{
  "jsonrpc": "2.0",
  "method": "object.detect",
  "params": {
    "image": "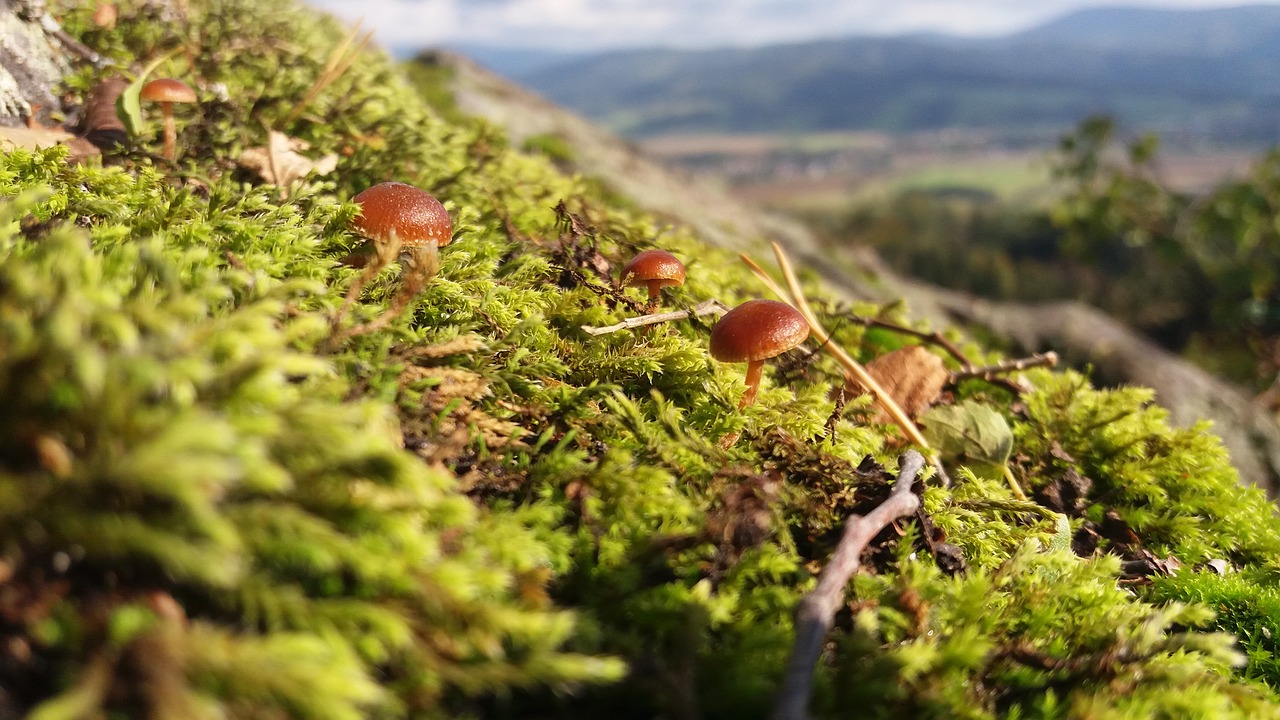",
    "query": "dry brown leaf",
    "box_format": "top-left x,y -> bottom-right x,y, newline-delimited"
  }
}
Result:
64,137 -> 103,165
93,3 -> 119,28
399,366 -> 490,398
0,126 -> 75,151
79,77 -> 128,149
238,130 -> 338,188
858,346 -> 948,421
399,335 -> 488,361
